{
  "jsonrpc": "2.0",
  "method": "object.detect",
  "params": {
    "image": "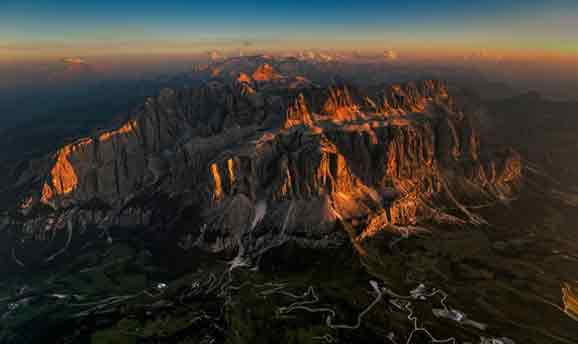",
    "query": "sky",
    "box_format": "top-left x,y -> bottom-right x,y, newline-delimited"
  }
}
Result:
0,0 -> 577,61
